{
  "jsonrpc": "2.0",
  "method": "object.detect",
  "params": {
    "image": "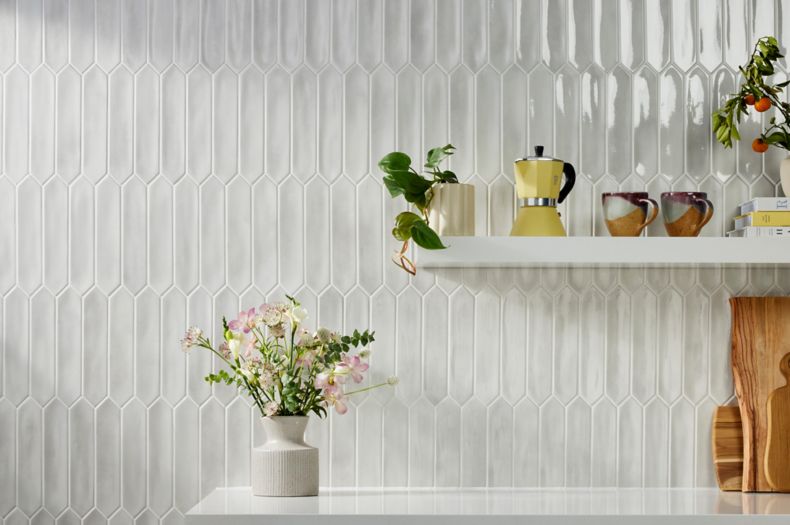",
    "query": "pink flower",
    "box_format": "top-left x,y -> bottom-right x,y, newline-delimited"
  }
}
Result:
228,308 -> 256,333
264,401 -> 279,417
219,341 -> 231,359
341,355 -> 369,384
314,371 -> 337,393
324,389 -> 348,415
